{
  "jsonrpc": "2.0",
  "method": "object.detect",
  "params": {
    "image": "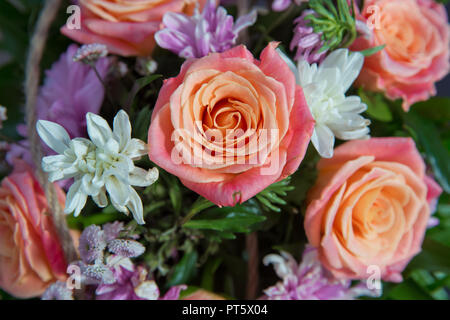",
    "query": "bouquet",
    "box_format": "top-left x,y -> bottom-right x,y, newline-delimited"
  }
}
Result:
0,0 -> 449,302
